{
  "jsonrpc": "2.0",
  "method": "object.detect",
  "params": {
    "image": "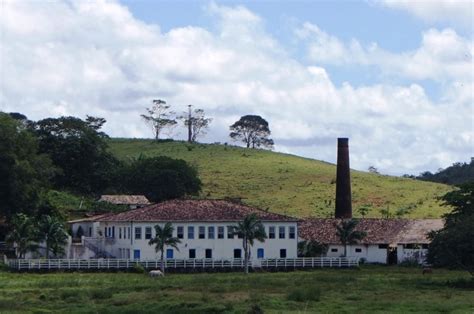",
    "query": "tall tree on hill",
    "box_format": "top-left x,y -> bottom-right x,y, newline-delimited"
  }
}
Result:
428,183 -> 474,276
231,213 -> 267,274
335,219 -> 366,257
0,113 -> 56,222
229,115 -> 274,149
178,105 -> 212,143
33,116 -> 119,195
149,222 -> 181,275
141,99 -> 177,140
